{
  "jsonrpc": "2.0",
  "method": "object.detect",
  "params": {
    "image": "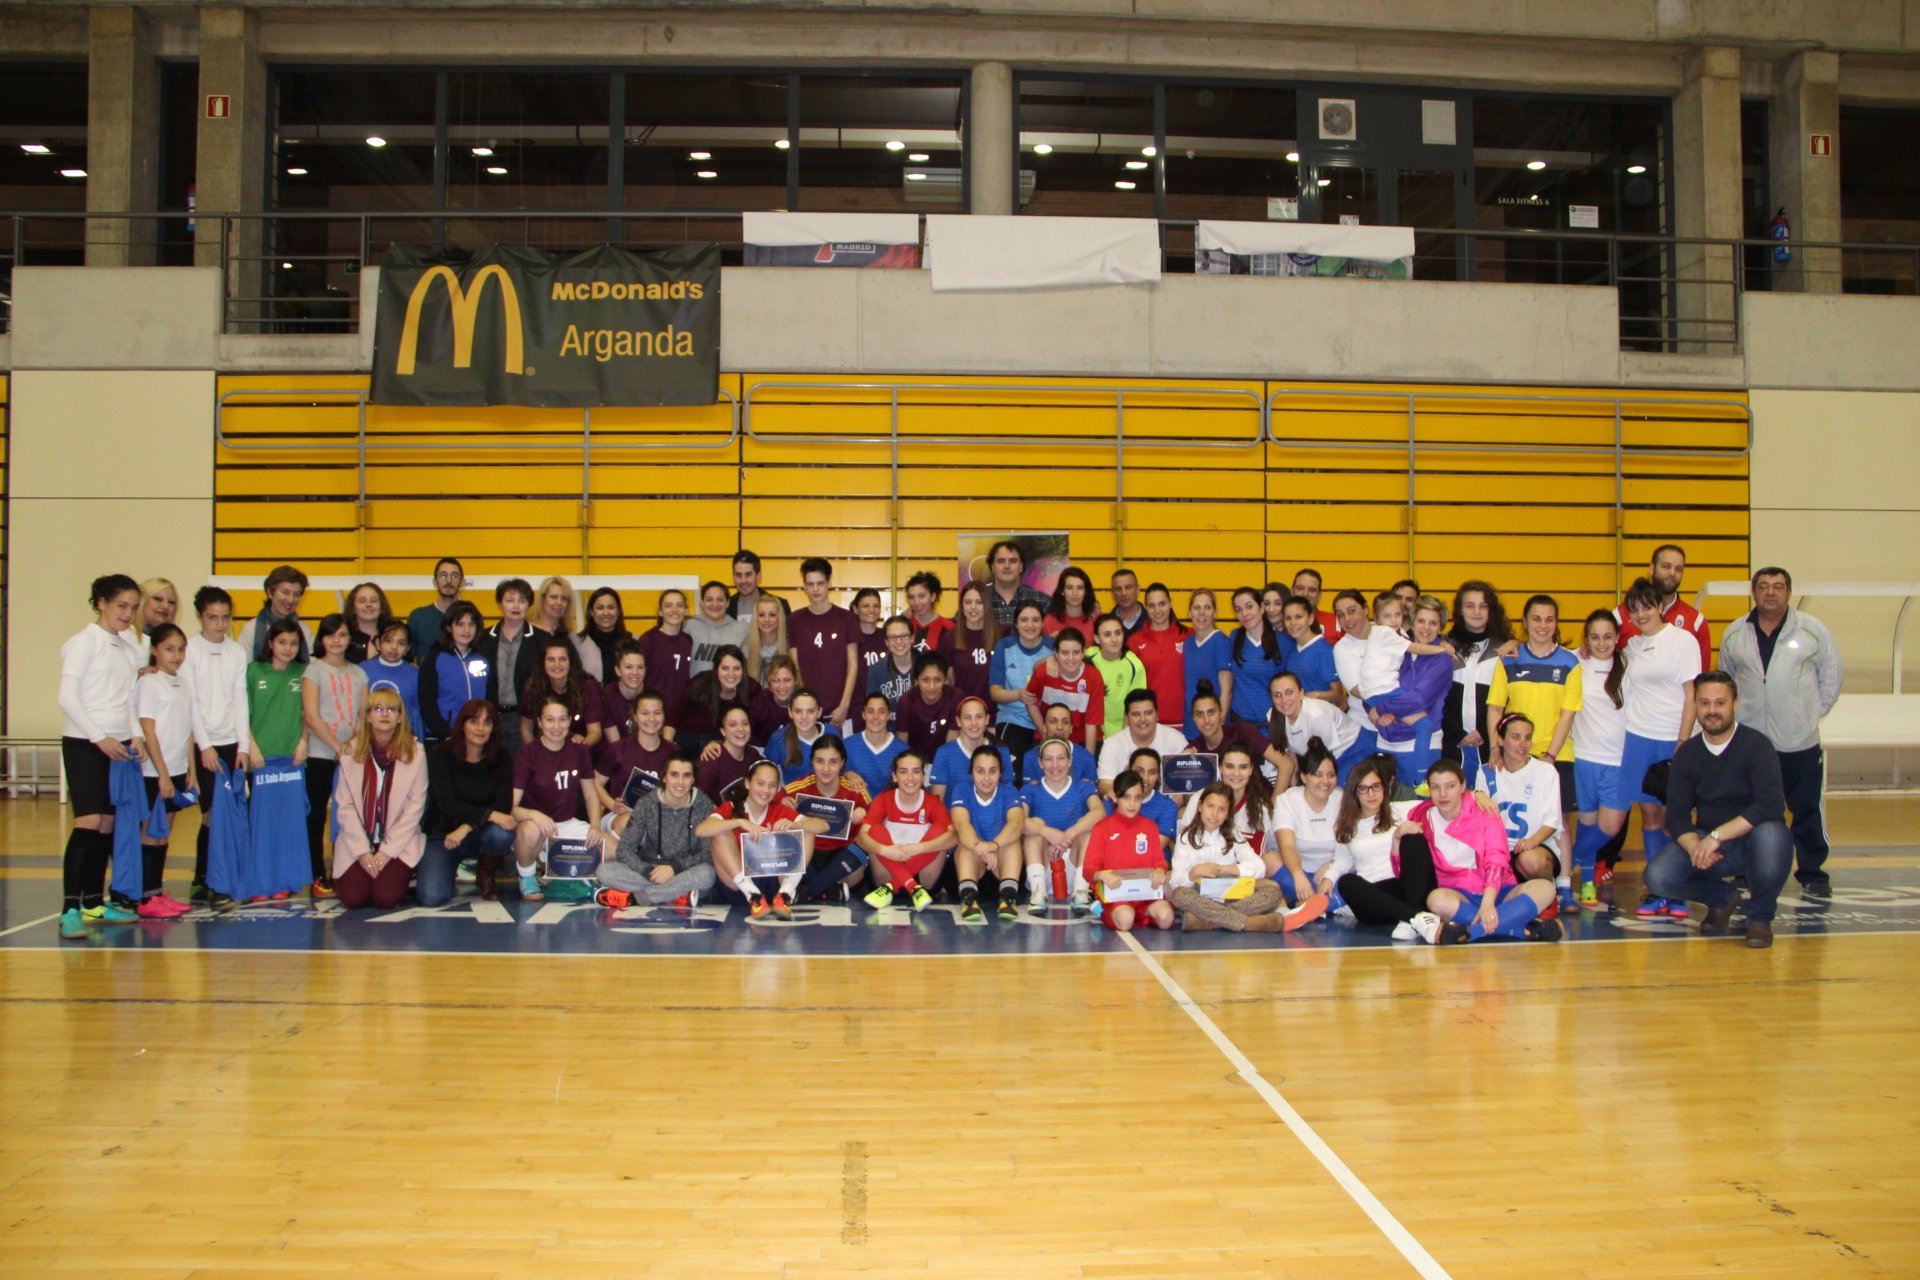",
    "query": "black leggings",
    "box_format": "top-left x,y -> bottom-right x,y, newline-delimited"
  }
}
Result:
305,759 -> 336,883
193,742 -> 240,885
996,725 -> 1036,784
1336,834 -> 1439,925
